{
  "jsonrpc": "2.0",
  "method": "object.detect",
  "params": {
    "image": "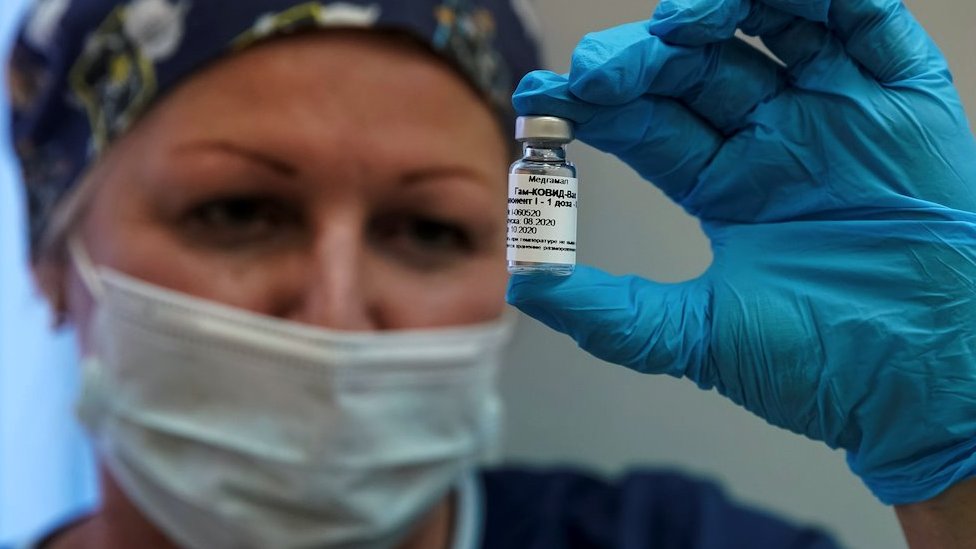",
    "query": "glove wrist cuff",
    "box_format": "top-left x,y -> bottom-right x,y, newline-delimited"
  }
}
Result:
849,438 -> 976,505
